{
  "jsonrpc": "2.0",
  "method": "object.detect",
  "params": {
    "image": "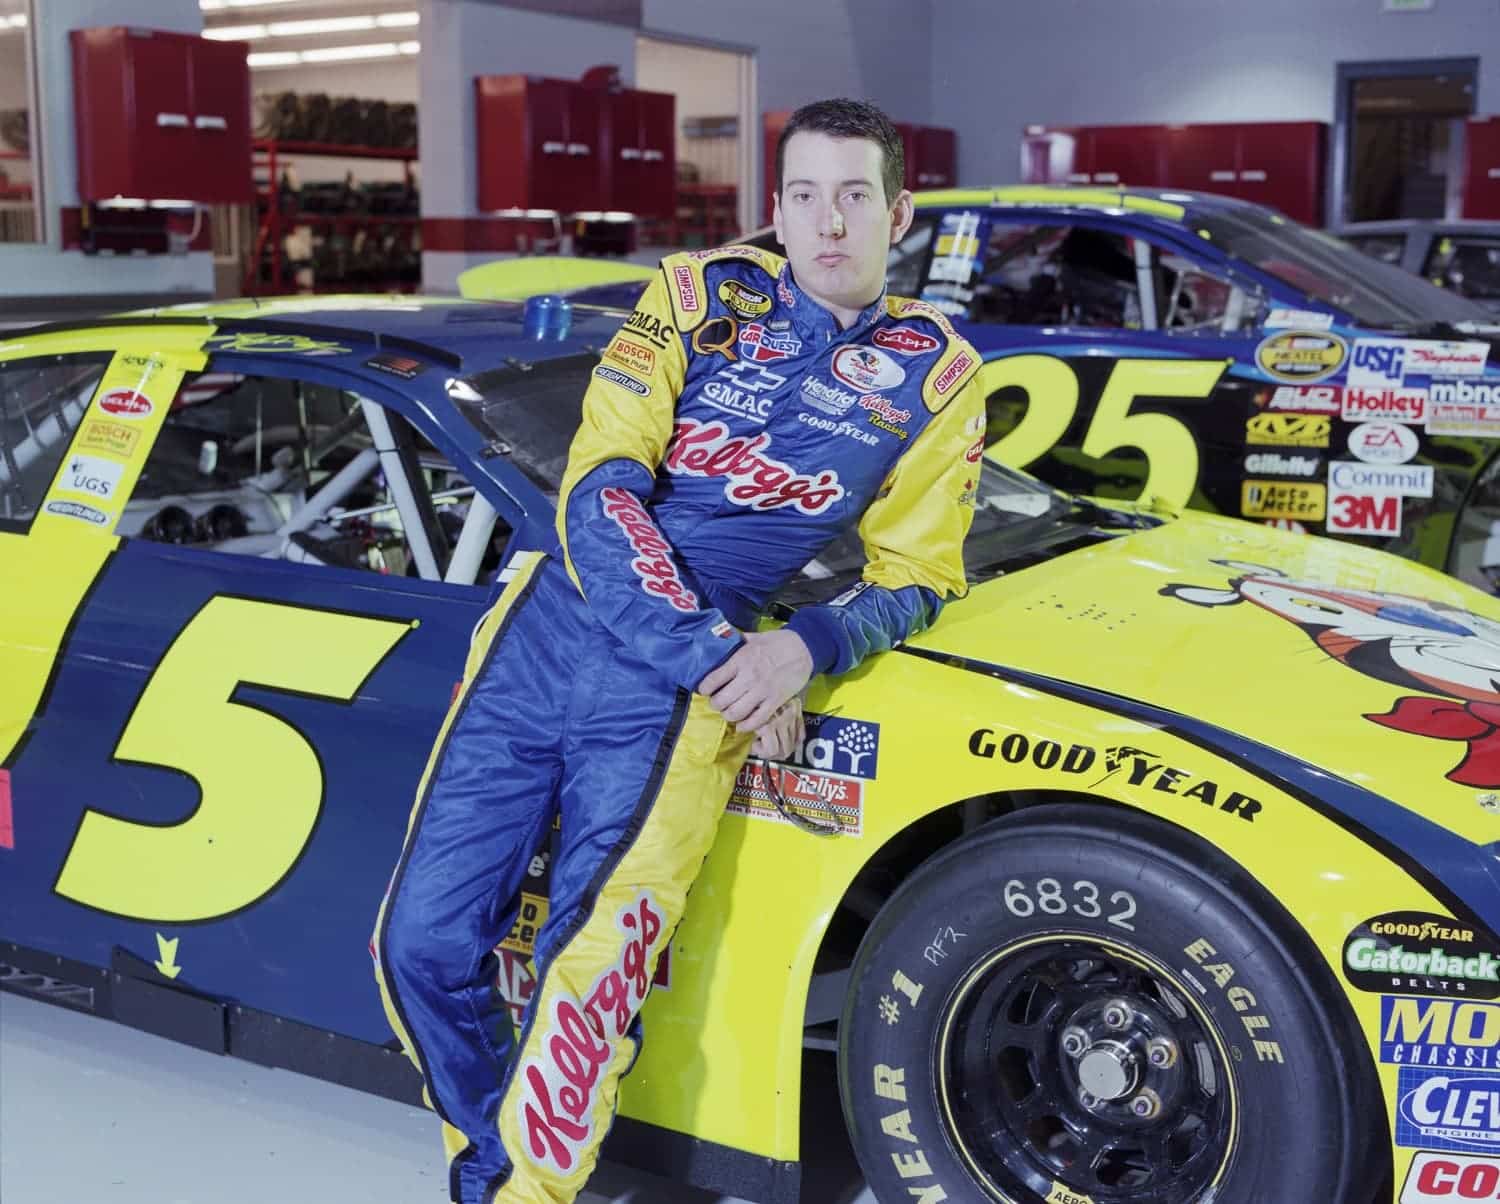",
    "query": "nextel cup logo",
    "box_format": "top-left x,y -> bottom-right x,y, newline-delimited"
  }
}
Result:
1344,911 -> 1500,1000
